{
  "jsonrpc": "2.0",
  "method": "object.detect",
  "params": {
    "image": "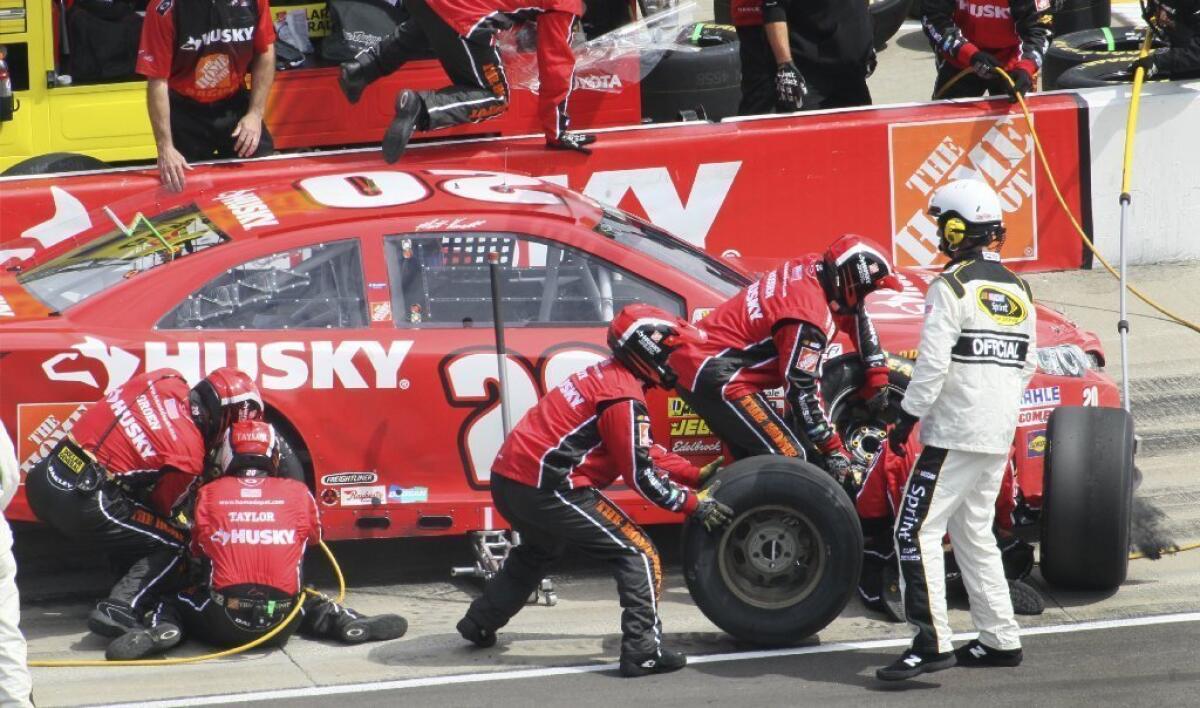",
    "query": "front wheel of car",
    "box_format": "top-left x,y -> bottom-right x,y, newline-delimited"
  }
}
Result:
681,456 -> 863,645
2,152 -> 108,176
1039,405 -> 1135,590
